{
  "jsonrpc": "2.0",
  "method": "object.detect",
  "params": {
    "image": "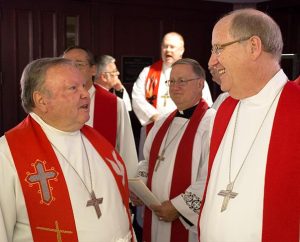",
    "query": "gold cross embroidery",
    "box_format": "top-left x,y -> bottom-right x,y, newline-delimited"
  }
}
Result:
36,220 -> 73,242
